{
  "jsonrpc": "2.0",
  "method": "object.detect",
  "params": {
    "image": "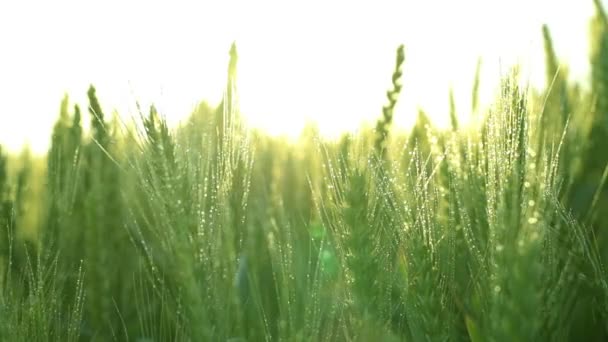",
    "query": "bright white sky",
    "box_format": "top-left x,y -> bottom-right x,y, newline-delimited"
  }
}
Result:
0,0 -> 601,154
